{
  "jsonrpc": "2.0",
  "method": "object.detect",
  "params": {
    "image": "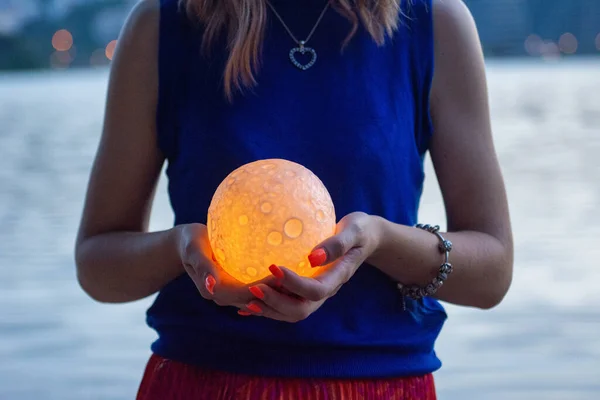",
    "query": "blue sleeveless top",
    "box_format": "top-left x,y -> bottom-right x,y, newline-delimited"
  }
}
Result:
147,0 -> 447,378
